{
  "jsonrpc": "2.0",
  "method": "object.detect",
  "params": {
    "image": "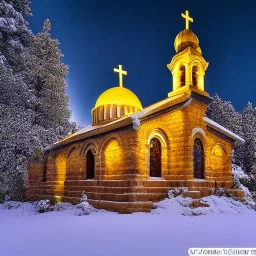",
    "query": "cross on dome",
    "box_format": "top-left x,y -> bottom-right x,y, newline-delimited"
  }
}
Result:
181,10 -> 193,30
114,65 -> 127,88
